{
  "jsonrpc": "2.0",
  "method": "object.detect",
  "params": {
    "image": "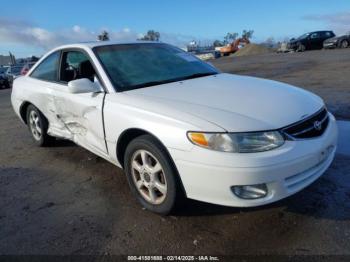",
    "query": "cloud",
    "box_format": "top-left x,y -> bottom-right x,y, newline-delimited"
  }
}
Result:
0,17 -> 211,56
0,17 -> 140,51
303,11 -> 350,34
